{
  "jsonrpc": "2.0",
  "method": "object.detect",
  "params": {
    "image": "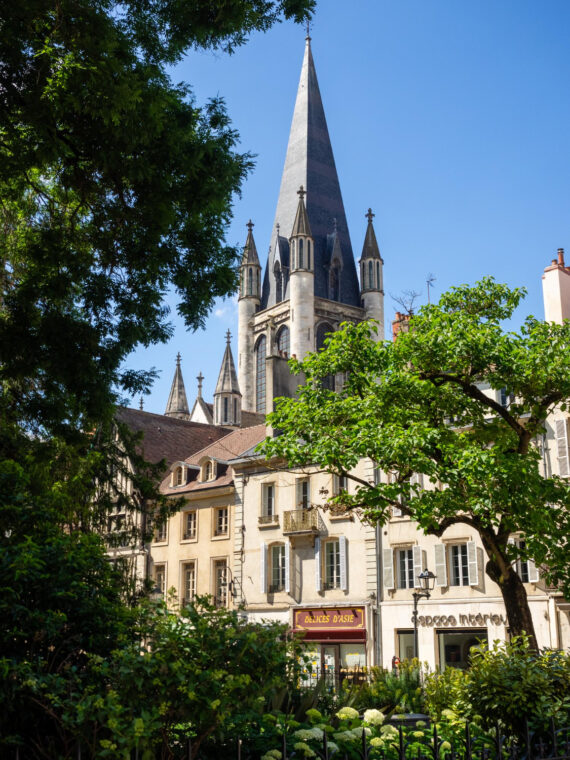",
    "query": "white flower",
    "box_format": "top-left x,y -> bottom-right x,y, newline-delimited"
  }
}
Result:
351,726 -> 371,737
293,741 -> 316,757
363,708 -> 385,726
336,706 -> 359,721
370,737 -> 384,748
293,729 -> 316,742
